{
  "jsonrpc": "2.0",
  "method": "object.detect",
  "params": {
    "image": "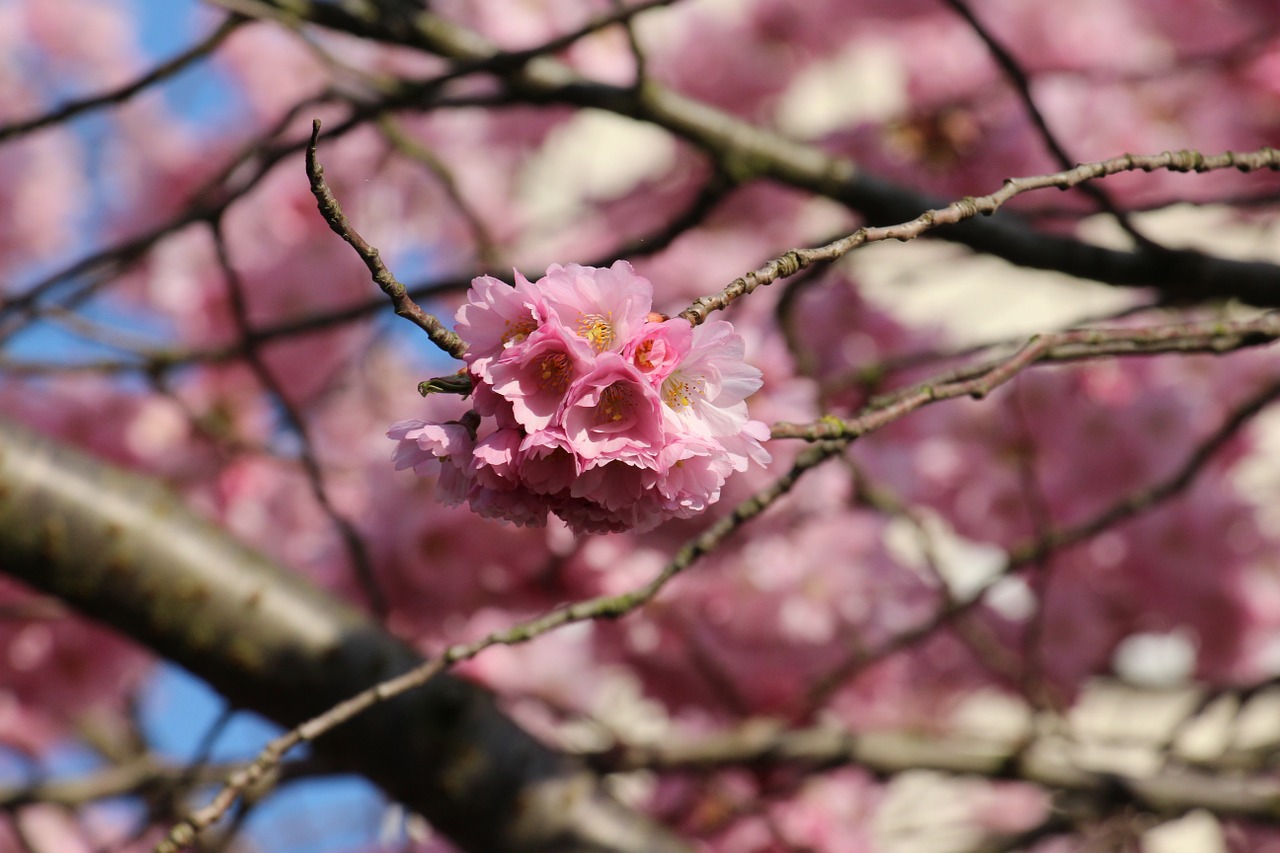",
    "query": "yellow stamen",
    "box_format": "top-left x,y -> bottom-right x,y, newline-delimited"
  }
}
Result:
578,312 -> 616,352
536,352 -> 573,393
635,340 -> 655,369
596,384 -> 631,425
503,317 -> 537,347
662,374 -> 700,411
